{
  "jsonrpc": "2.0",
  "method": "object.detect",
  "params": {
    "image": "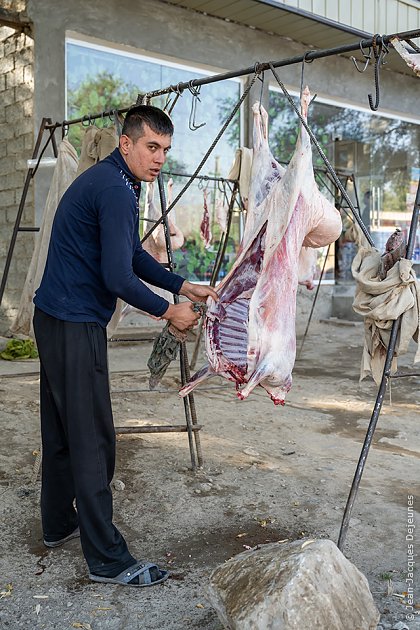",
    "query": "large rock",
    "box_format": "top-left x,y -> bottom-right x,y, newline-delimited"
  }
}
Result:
207,538 -> 380,630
